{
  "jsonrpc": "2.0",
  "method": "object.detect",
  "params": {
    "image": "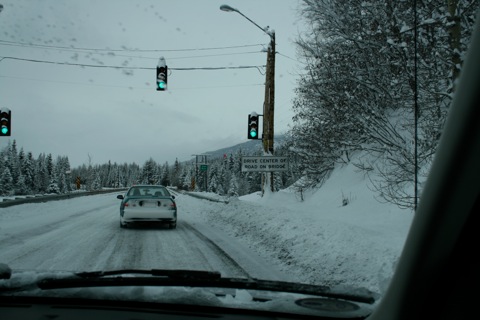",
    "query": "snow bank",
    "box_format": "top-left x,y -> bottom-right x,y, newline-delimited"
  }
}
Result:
199,161 -> 413,294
